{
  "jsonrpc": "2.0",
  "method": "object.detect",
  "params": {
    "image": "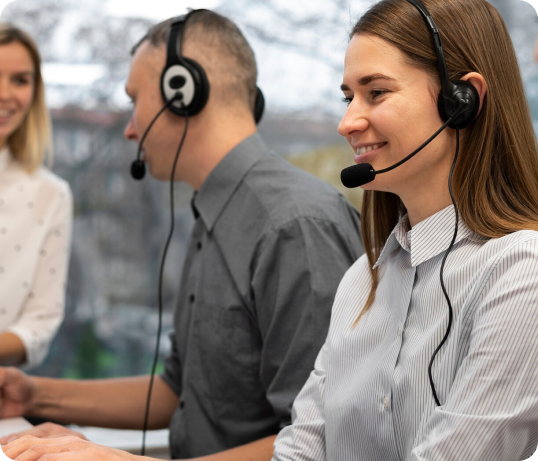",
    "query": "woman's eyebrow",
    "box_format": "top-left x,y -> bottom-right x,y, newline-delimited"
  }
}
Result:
12,71 -> 34,77
341,73 -> 396,91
